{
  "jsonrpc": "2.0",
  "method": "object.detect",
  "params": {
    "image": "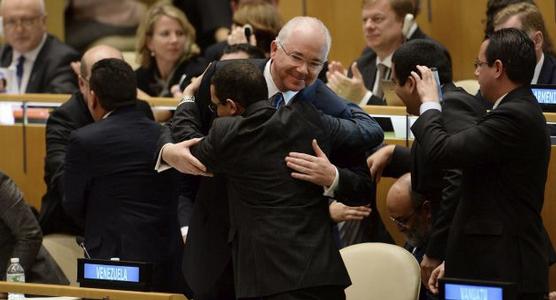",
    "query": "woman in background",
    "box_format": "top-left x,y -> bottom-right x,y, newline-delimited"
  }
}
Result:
135,3 -> 207,97
204,0 -> 283,61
